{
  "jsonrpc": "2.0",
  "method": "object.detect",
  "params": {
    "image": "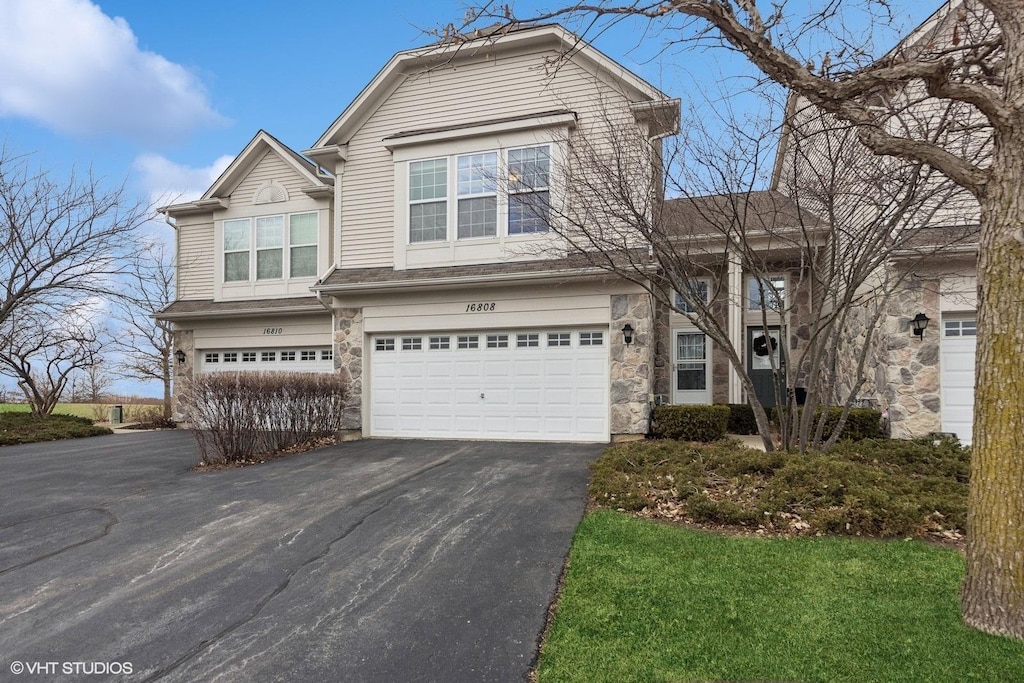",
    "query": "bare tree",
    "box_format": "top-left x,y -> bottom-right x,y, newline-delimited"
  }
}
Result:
0,307 -> 107,416
109,240 -> 176,419
527,94 -> 966,452
458,0 -> 1021,639
82,357 -> 113,403
0,145 -> 149,331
